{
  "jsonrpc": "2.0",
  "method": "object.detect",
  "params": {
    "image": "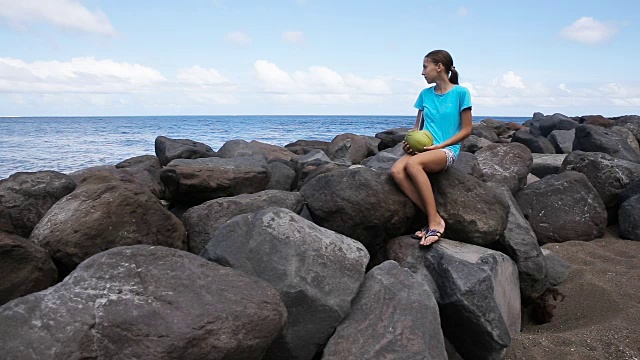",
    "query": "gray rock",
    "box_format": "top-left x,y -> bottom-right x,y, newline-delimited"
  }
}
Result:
619,179 -> 640,205
266,161 -> 296,191
515,171 -> 607,244
248,140 -> 298,162
547,129 -> 575,154
30,182 -> 186,276
165,156 -> 270,205
217,139 -> 260,158
512,129 -> 556,154
0,245 -> 287,360
300,167 -> 417,257
610,126 -> 640,154
322,261 -> 447,360
284,139 -> 330,155
115,155 -> 166,198
422,239 -> 521,360
0,232 -> 57,306
461,134 -> 493,153
493,186 -> 548,300
526,173 -> 540,185
472,123 -> 500,142
363,135 -> 381,157
481,118 -> 510,136
0,171 -> 76,238
619,195 -> 640,240
530,153 -> 567,178
541,249 -> 571,286
326,133 -> 369,165
293,153 -> 346,191
475,142 -> 533,193
560,151 -> 640,223
154,135 -> 217,166
573,124 -> 640,163
375,128 -> 410,151
201,207 -> 369,360
360,143 -> 404,172
183,190 -> 305,254
539,113 -> 578,137
451,151 -> 485,180
615,116 -> 640,144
